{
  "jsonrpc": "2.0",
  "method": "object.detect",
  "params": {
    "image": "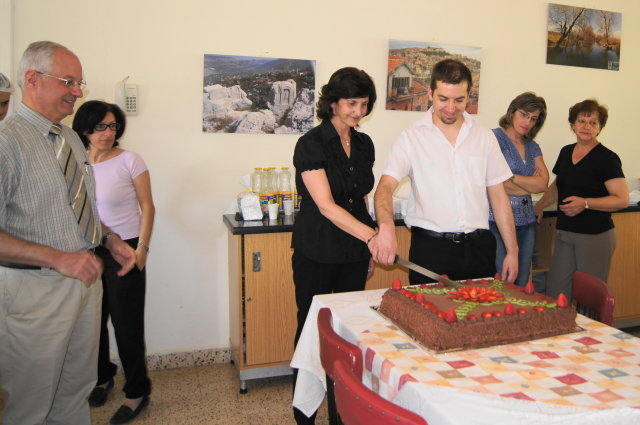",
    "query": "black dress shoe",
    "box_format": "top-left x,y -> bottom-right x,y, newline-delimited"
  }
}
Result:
88,378 -> 114,408
109,395 -> 150,425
